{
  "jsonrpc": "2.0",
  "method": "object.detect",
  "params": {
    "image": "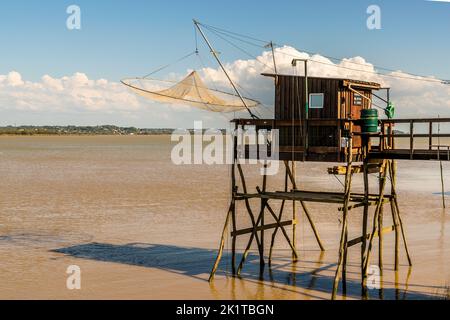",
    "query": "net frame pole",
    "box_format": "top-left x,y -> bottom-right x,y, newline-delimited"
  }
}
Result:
193,19 -> 258,119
